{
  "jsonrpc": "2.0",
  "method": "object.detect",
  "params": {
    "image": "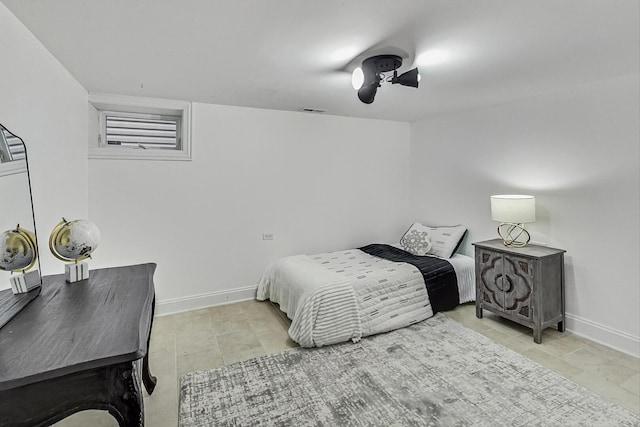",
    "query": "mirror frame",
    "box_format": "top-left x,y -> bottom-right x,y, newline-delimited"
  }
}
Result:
0,123 -> 42,329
